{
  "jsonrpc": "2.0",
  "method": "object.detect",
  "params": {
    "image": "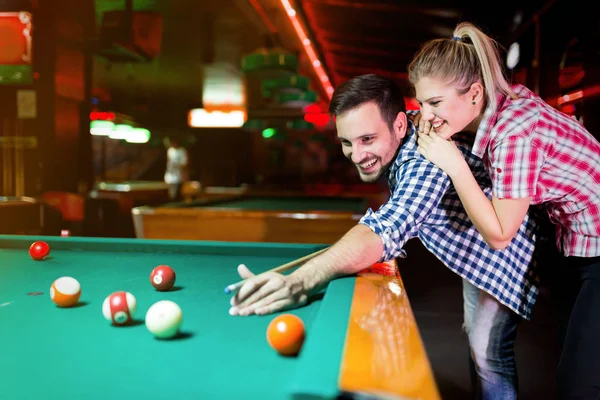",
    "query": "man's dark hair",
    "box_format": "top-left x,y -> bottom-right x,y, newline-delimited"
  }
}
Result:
328,74 -> 406,132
